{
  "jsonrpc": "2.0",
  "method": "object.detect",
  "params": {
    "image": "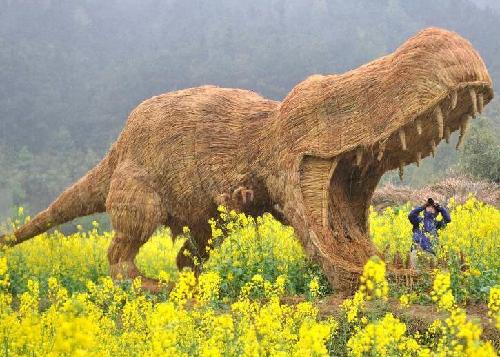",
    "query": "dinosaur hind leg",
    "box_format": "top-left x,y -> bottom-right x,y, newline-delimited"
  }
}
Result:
106,165 -> 167,293
176,224 -> 211,276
